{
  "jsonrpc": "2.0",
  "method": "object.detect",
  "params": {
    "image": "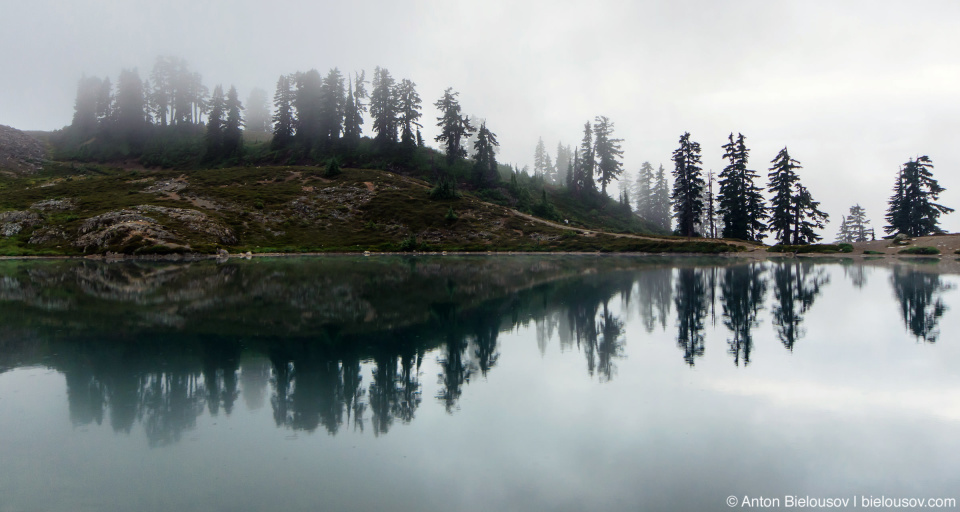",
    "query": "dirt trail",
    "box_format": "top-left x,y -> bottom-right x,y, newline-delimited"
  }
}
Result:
507,209 -> 762,250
